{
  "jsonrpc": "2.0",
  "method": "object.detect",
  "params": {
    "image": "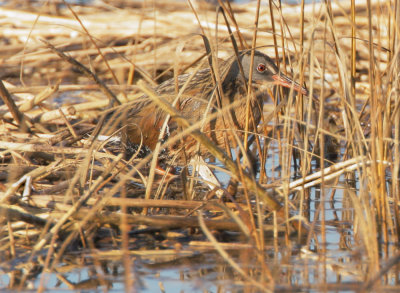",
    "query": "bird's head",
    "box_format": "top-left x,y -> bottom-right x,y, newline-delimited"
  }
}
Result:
239,50 -> 308,96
